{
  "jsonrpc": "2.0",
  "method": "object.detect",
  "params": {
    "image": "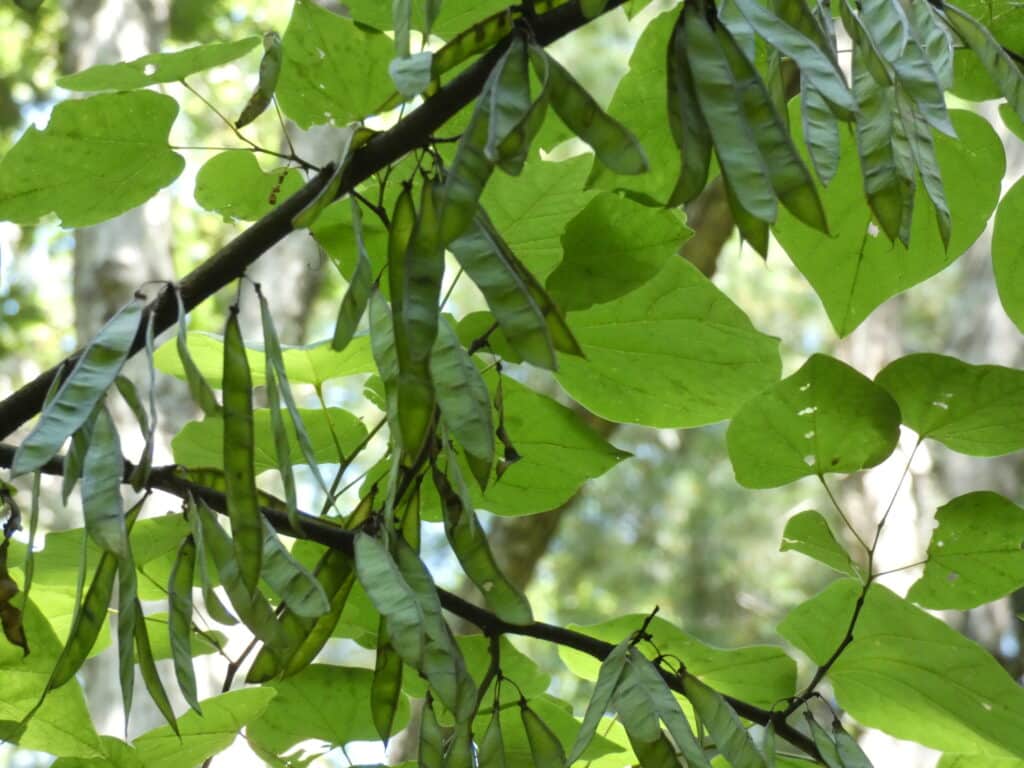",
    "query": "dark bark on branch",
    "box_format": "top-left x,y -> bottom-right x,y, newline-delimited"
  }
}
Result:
0,443 -> 820,762
0,0 -> 628,442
